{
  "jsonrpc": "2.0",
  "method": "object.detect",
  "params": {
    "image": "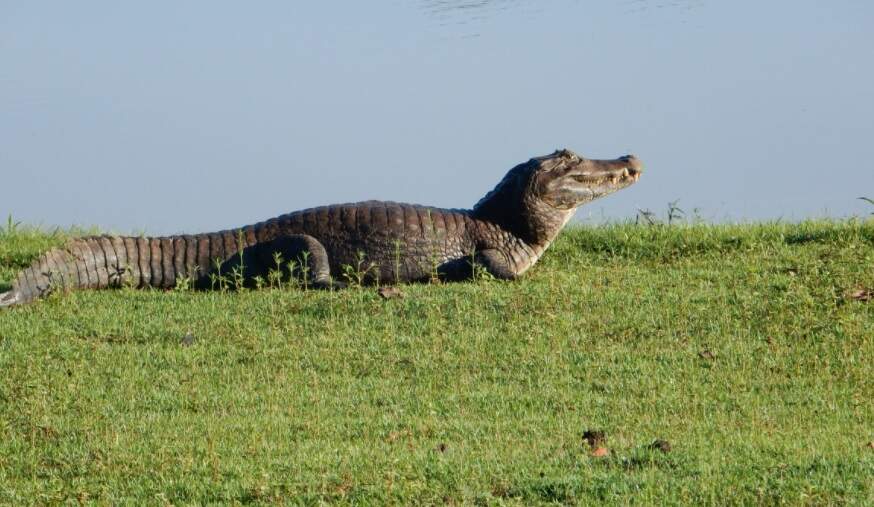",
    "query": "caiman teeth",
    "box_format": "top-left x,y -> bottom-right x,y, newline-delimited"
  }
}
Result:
572,167 -> 640,186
